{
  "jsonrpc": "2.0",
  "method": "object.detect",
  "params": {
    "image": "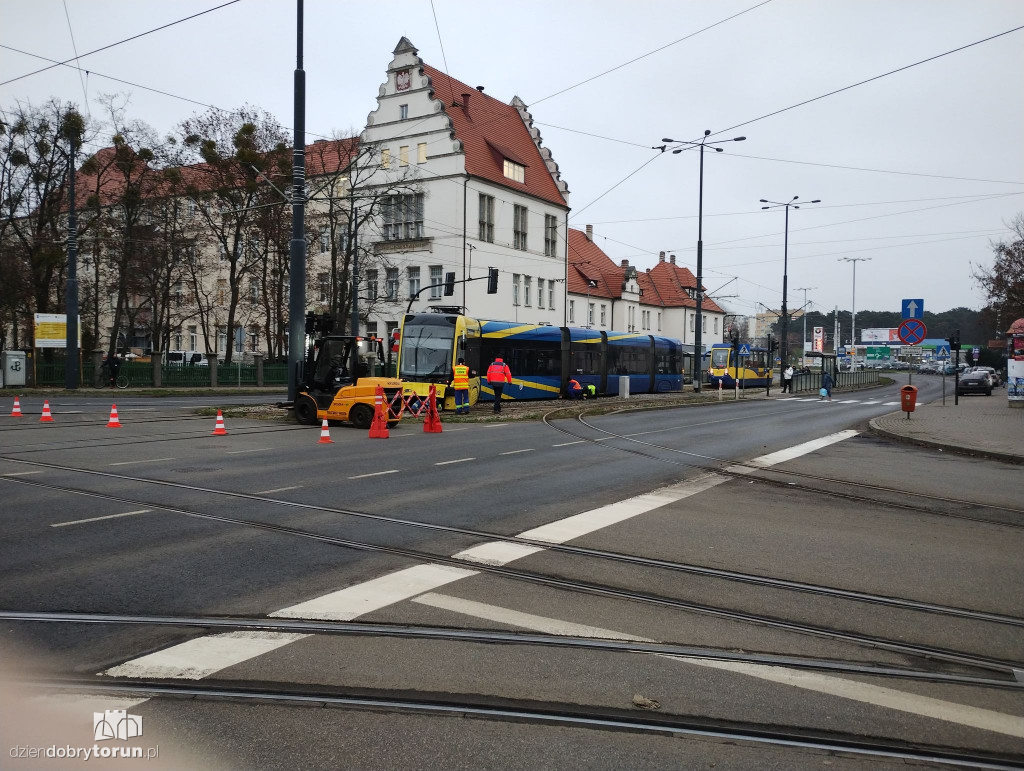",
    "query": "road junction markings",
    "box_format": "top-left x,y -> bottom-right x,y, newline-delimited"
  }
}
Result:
100,431 -> 861,681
